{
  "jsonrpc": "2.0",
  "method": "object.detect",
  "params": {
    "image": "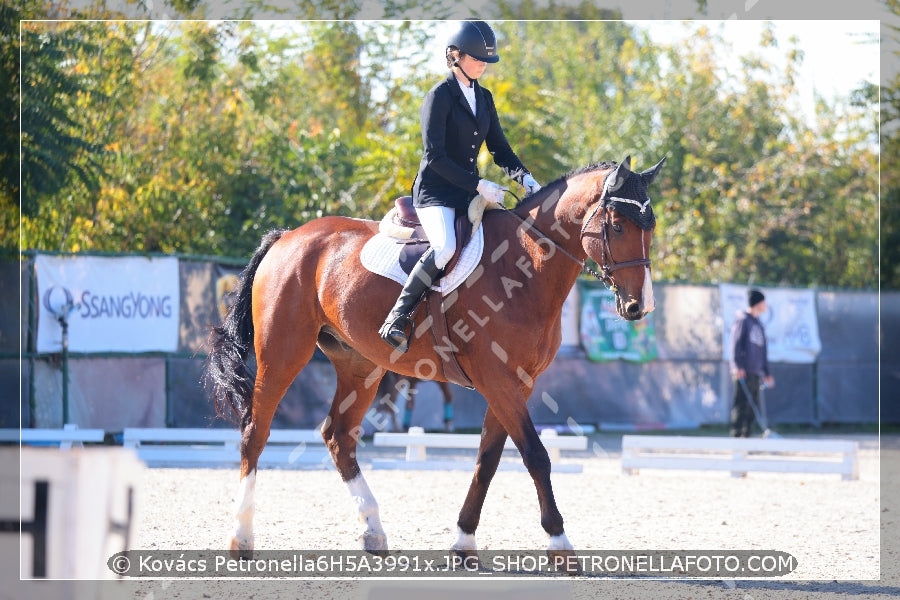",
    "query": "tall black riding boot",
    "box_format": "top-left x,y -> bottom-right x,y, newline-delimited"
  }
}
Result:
379,249 -> 446,352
